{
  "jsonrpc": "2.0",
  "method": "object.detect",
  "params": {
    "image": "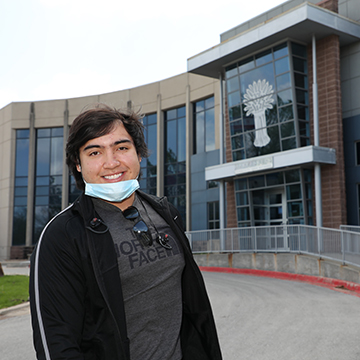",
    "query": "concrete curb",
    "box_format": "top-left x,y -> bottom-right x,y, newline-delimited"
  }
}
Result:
200,266 -> 360,298
1,260 -> 30,268
0,301 -> 30,316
